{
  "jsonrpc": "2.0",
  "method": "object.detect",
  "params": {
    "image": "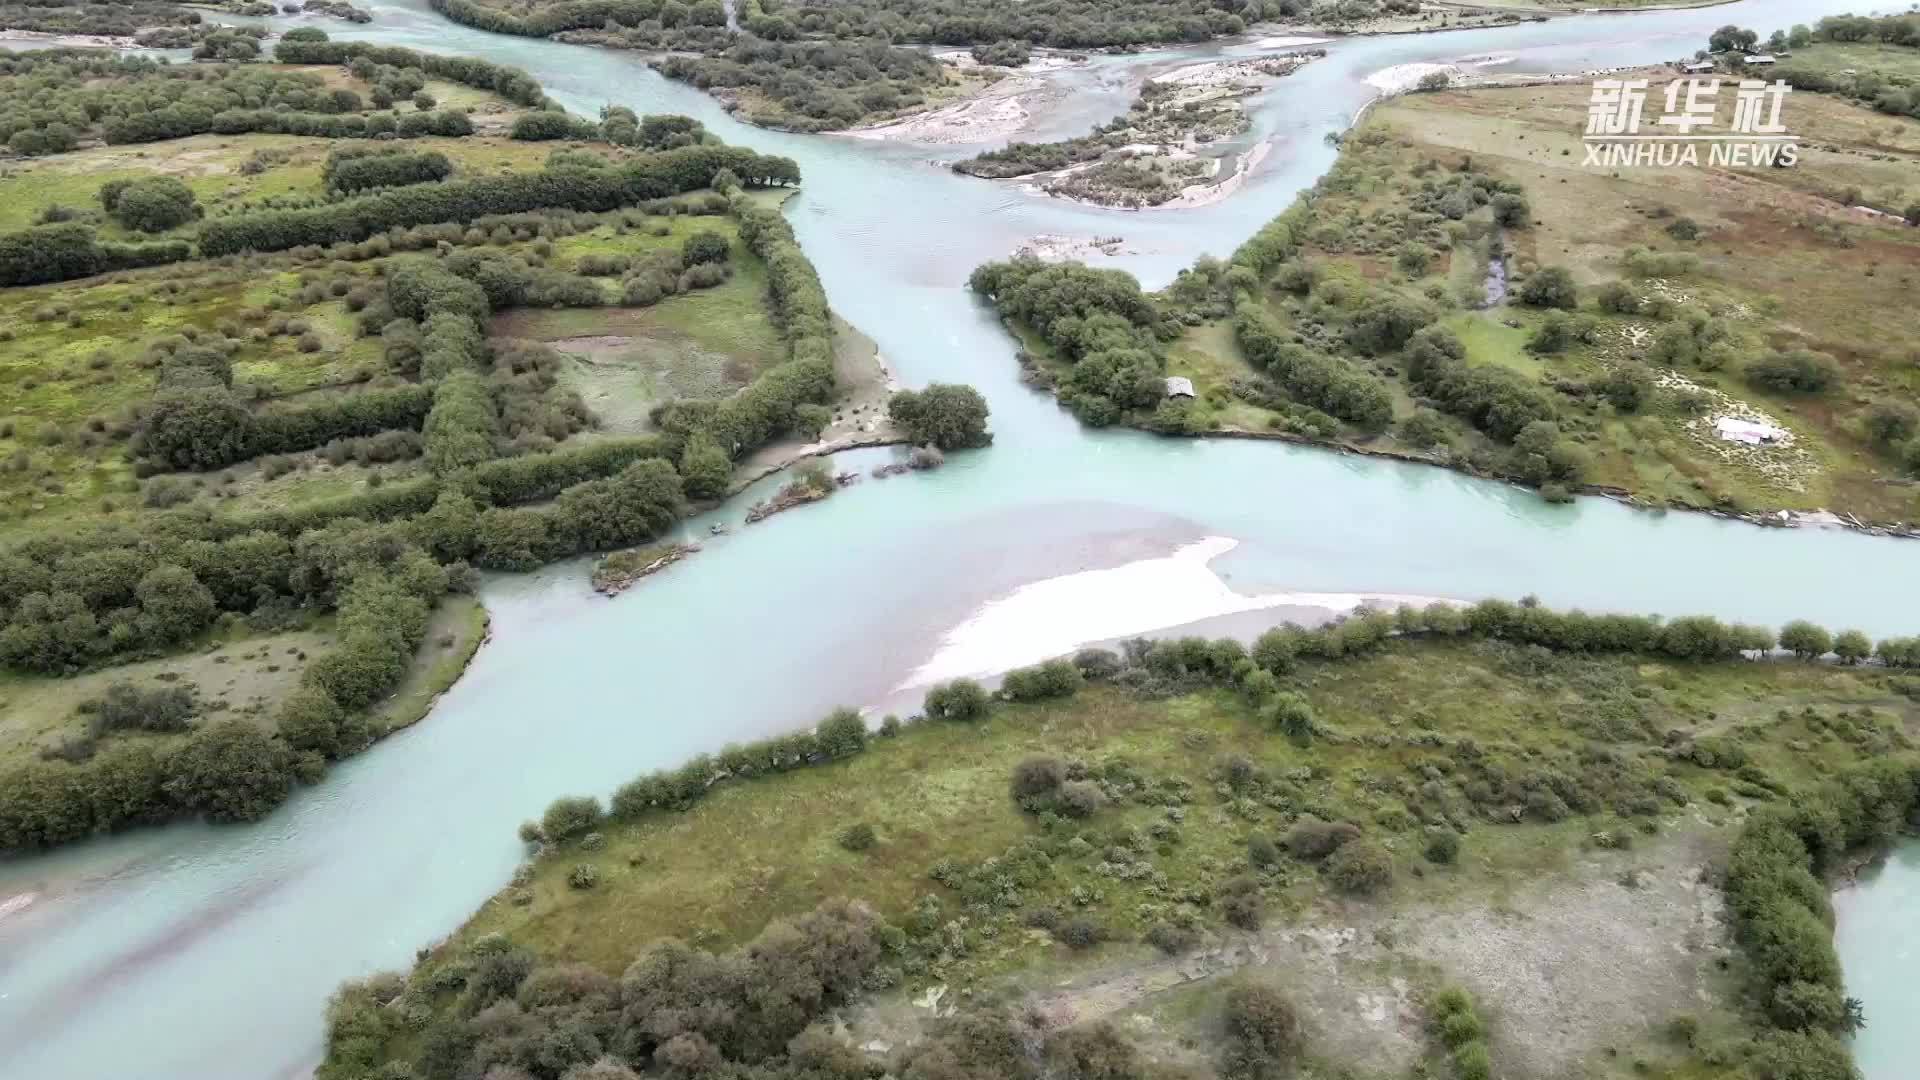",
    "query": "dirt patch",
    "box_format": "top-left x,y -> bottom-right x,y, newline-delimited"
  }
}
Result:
0,624 -> 335,769
731,315 -> 902,488
849,829 -> 1732,1077
547,333 -> 748,435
